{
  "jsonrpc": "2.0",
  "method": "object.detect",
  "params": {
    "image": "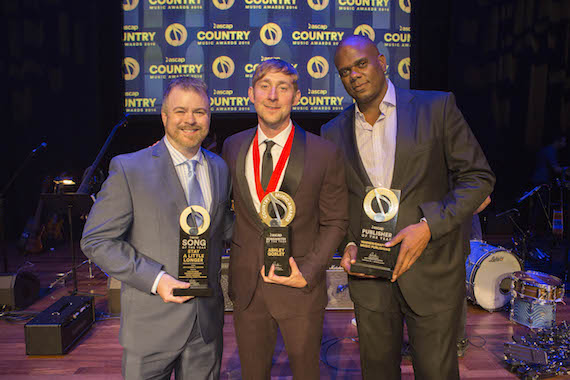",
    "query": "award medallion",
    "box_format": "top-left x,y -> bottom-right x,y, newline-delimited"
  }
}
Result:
352,187 -> 401,279
173,205 -> 213,296
260,191 -> 296,276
